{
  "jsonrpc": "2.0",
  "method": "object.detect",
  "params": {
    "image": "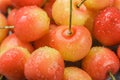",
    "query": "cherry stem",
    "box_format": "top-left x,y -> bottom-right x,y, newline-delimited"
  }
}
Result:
68,0 -> 72,35
109,71 -> 116,80
7,7 -> 12,15
0,26 -> 14,29
68,0 -> 86,34
76,0 -> 87,8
